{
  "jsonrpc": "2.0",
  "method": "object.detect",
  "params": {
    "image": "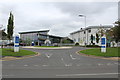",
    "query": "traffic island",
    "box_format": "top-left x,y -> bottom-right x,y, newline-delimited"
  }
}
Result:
0,48 -> 40,61
22,46 -> 72,49
78,47 -> 120,61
